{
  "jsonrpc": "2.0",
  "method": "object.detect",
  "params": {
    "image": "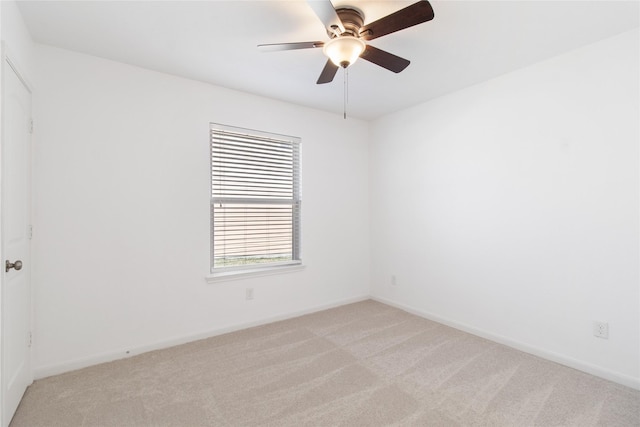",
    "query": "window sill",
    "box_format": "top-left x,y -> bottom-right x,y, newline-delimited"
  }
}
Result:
206,263 -> 305,284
